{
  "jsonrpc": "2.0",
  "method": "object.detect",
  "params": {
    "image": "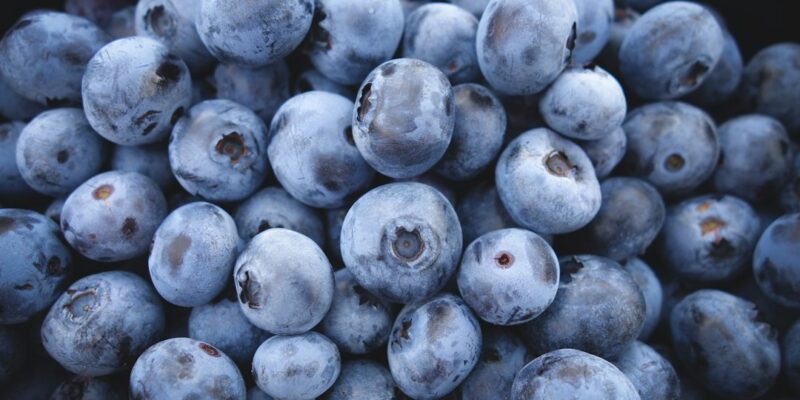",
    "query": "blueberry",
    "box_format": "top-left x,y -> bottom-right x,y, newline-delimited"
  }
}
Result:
496,128 -> 601,234
324,206 -> 348,266
82,37 -> 191,146
458,228 -> 559,325
434,83 -> 507,181
619,1 -> 724,100
689,27 -> 743,106
252,332 -> 341,400
401,0 -> 432,16
269,91 -> 375,209
247,386 -> 274,400
149,202 -> 240,307
111,142 -> 175,191
234,228 -> 334,334
539,65 -> 626,141
353,58 -> 455,179
0,12 -> 109,106
784,320 -> 800,394
519,255 -> 646,359
60,171 -> 167,262
0,325 -> 27,385
64,0 -> 133,29
106,6 -> 136,39
612,341 -> 680,400
234,186 -> 325,246
394,173 -> 459,207
620,101 -> 719,196
571,0 -> 614,64
623,258 -> 663,340
476,0 -> 578,95
457,180 -> 519,245
0,209 -> 72,324
730,277 -> 800,334
403,4 -> 479,83
738,43 -> 800,136
135,0 -> 214,72
510,348 -> 640,400
575,126 -> 627,179
658,195 -> 760,282
459,327 -> 531,400
596,7 -> 640,75
129,337 -> 246,400
340,182 -> 462,303
450,0 -> 489,18
41,271 -> 165,376
169,99 -> 269,202
324,359 -> 396,400
0,121 -> 36,200
753,213 -> 800,307
0,76 -> 45,121
188,297 -> 271,366
15,109 -> 108,197
319,269 -> 394,355
211,61 -> 290,124
780,156 -> 800,213
388,293 -> 481,399
712,115 -> 792,202
670,289 -> 780,399
196,0 -> 314,67
294,69 -> 354,99
563,177 -> 665,261
305,0 -> 404,86
50,376 -> 124,400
